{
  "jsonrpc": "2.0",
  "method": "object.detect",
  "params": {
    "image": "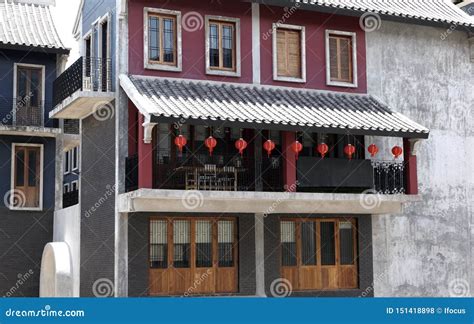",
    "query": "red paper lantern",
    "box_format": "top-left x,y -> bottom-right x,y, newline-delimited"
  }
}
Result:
174,135 -> 187,153
392,146 -> 403,159
368,144 -> 379,157
344,144 -> 356,160
263,140 -> 276,157
205,136 -> 217,156
235,138 -> 248,156
317,143 -> 329,158
292,140 -> 303,160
